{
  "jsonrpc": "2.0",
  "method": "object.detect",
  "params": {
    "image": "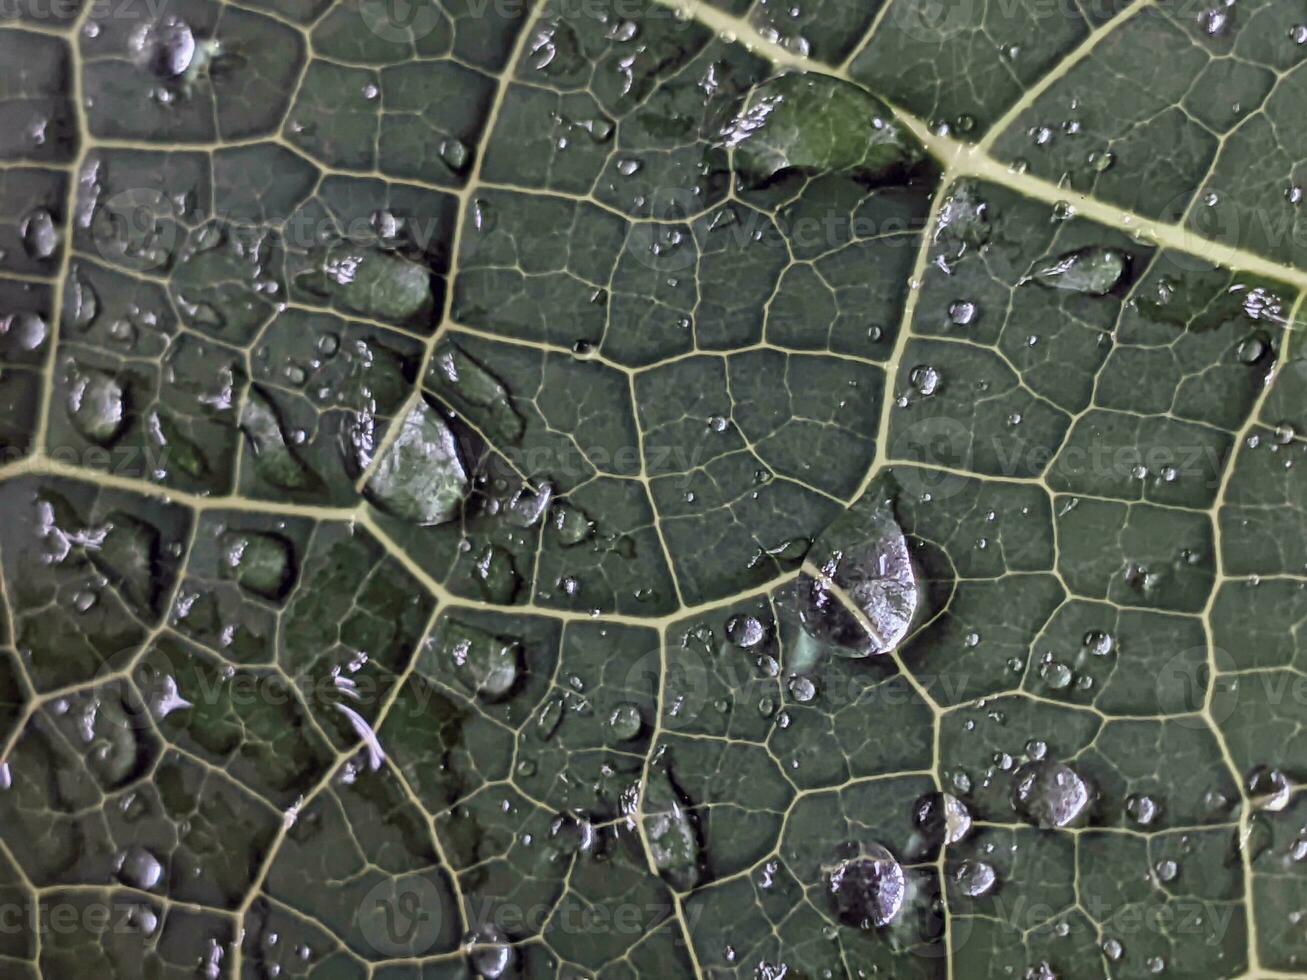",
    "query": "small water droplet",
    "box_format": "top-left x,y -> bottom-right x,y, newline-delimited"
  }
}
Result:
910,364 -> 941,396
